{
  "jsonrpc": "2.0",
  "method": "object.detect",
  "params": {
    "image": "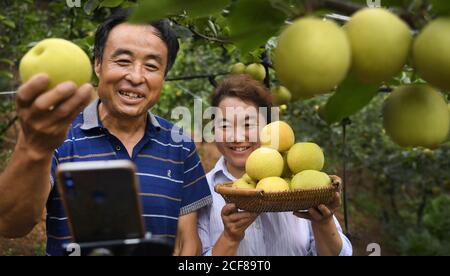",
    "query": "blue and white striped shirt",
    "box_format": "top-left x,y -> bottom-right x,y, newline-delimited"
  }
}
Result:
46,98 -> 212,256
198,157 -> 353,256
